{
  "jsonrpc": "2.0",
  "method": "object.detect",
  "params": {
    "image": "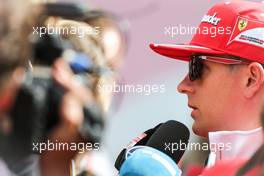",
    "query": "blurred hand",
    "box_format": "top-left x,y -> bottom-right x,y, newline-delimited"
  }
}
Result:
41,59 -> 92,176
52,58 -> 94,105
